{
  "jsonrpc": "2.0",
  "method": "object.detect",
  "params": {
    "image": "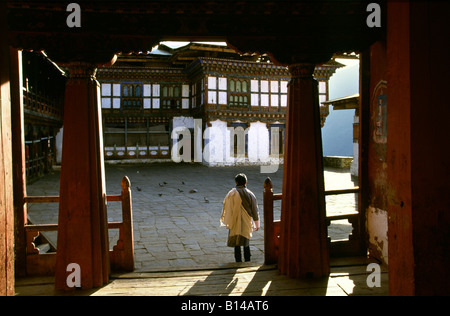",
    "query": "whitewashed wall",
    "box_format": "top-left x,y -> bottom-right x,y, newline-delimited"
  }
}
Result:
350,114 -> 359,177
171,117 -> 277,167
55,127 -> 63,164
367,206 -> 389,265
202,119 -> 272,166
172,116 -> 195,130
203,119 -> 227,166
248,121 -> 269,163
